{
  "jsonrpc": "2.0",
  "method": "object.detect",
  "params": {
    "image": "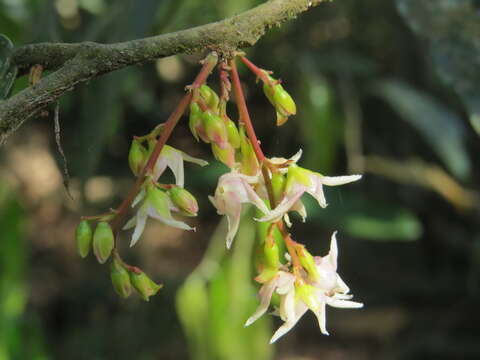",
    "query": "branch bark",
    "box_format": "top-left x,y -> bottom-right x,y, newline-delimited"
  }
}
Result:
0,0 -> 326,145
